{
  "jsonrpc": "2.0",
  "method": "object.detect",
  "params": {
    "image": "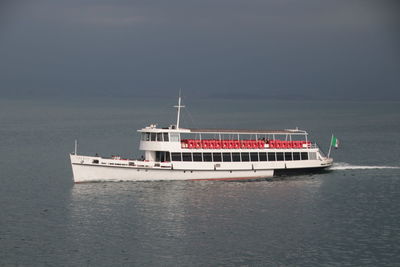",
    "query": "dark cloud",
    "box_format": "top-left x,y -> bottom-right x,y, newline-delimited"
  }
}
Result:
0,0 -> 399,100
